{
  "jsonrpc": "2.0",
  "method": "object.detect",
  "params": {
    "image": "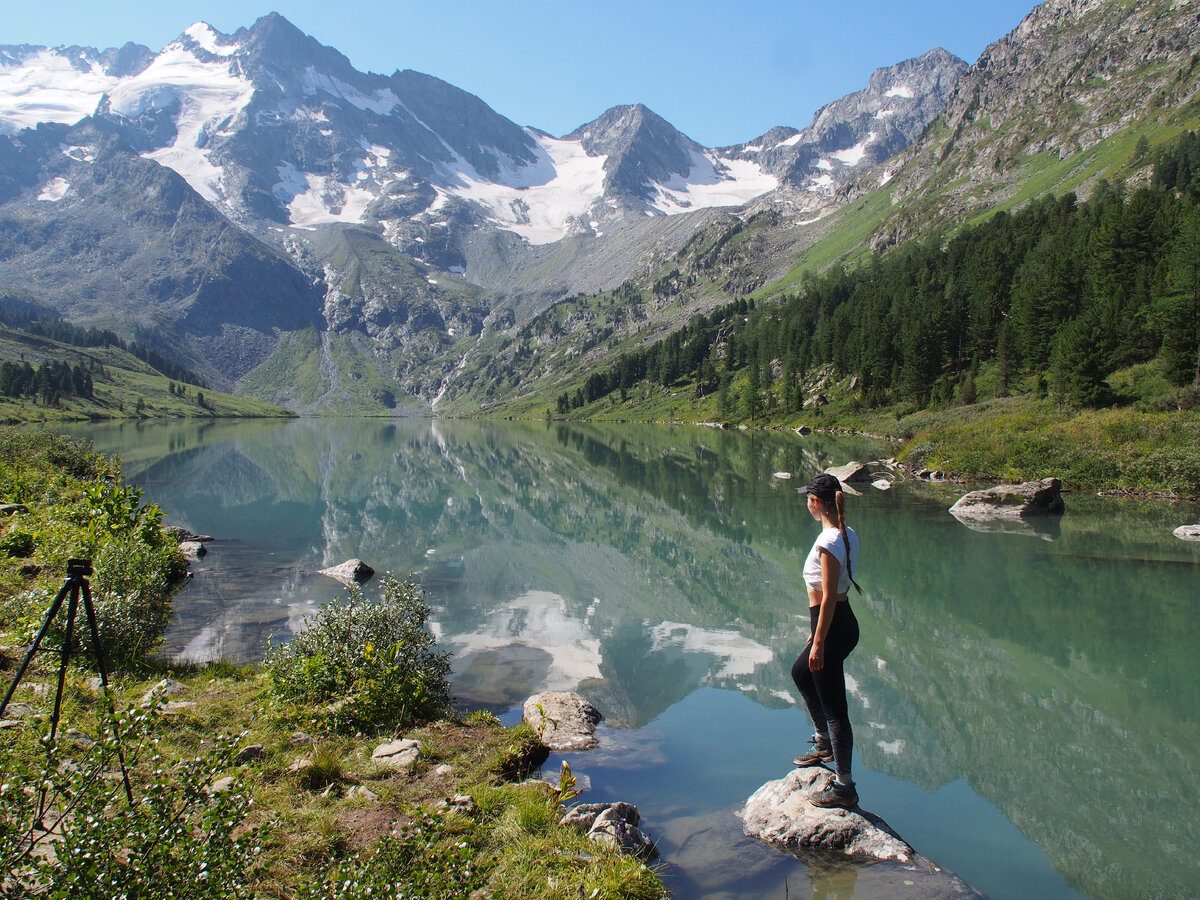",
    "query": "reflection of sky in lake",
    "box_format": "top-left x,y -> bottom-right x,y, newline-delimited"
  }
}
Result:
59,417 -> 1200,900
